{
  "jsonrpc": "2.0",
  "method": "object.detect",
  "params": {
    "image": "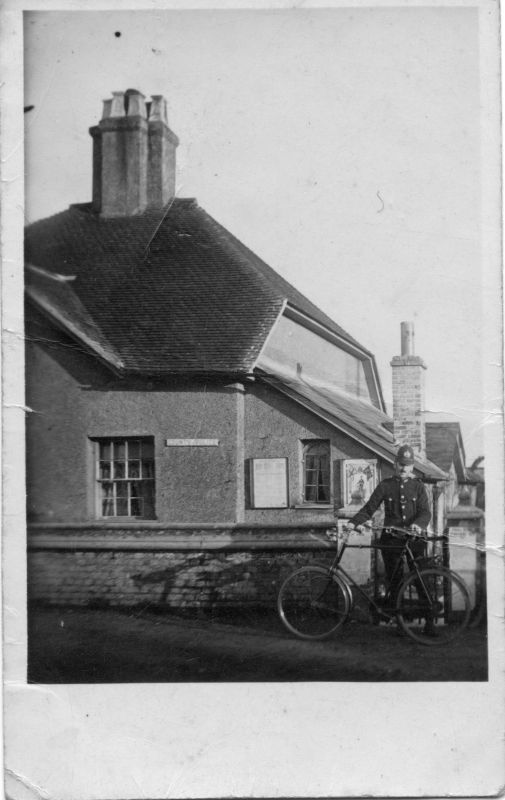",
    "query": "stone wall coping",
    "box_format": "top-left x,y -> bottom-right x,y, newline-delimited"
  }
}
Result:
447,507 -> 485,520
28,521 -> 341,531
28,530 -> 340,552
